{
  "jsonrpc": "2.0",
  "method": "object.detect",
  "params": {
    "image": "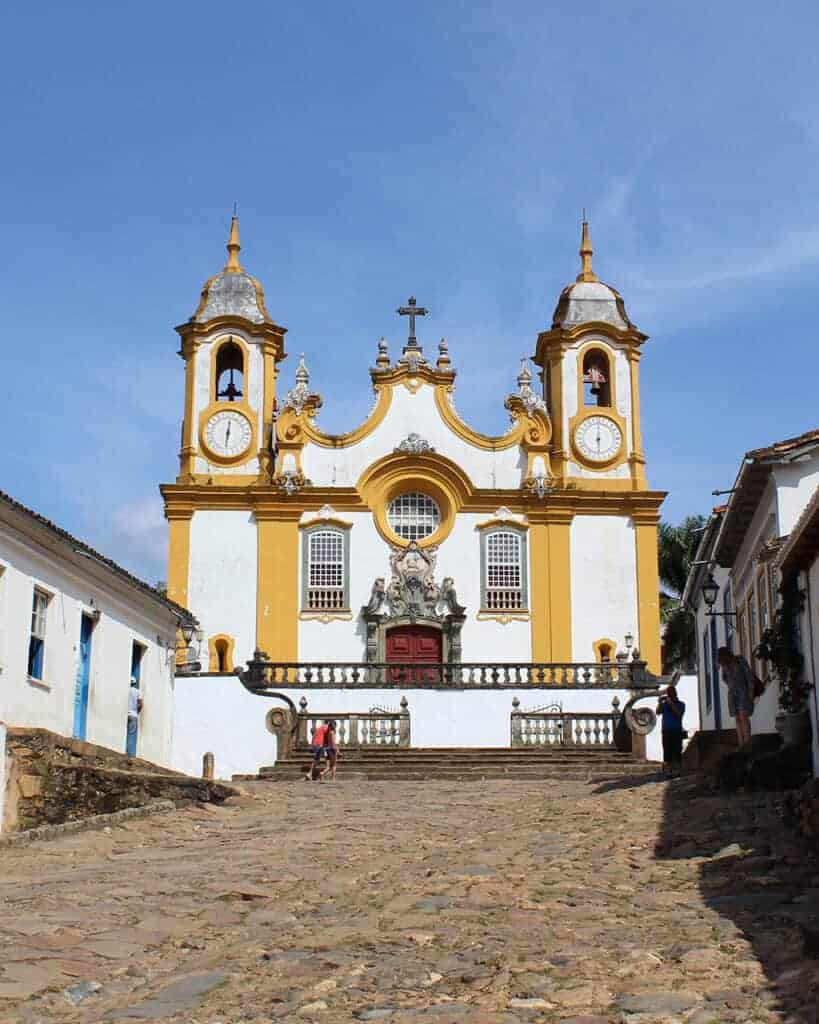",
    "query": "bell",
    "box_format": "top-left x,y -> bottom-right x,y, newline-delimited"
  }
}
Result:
217,368 -> 243,401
